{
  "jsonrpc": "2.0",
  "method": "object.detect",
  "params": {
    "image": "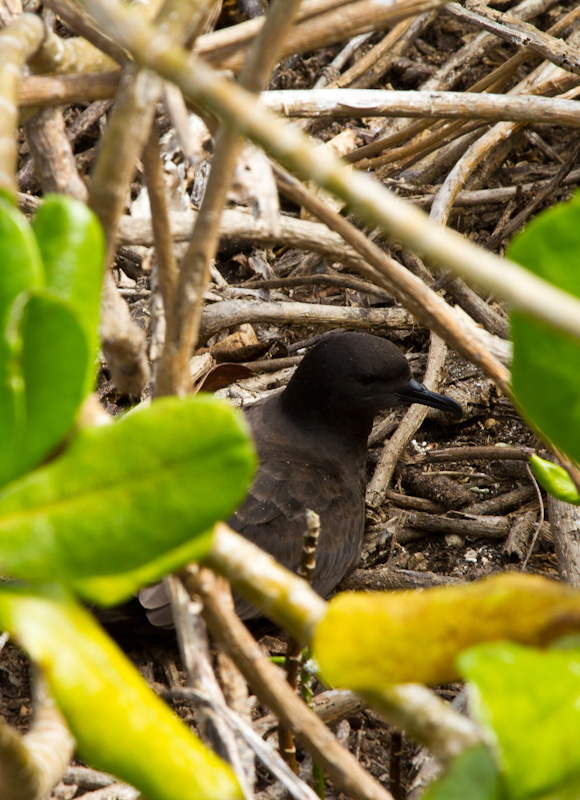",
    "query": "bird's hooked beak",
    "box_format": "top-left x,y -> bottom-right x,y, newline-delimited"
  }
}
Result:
395,377 -> 463,418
